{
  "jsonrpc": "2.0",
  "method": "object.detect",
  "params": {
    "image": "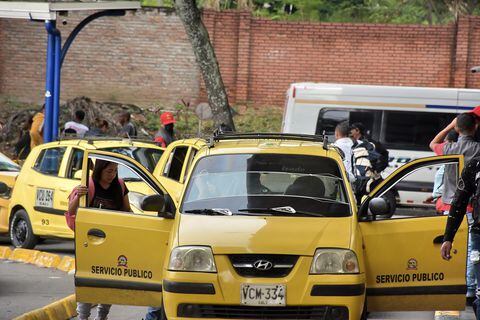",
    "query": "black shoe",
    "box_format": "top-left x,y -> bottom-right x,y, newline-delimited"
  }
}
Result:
467,296 -> 475,307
